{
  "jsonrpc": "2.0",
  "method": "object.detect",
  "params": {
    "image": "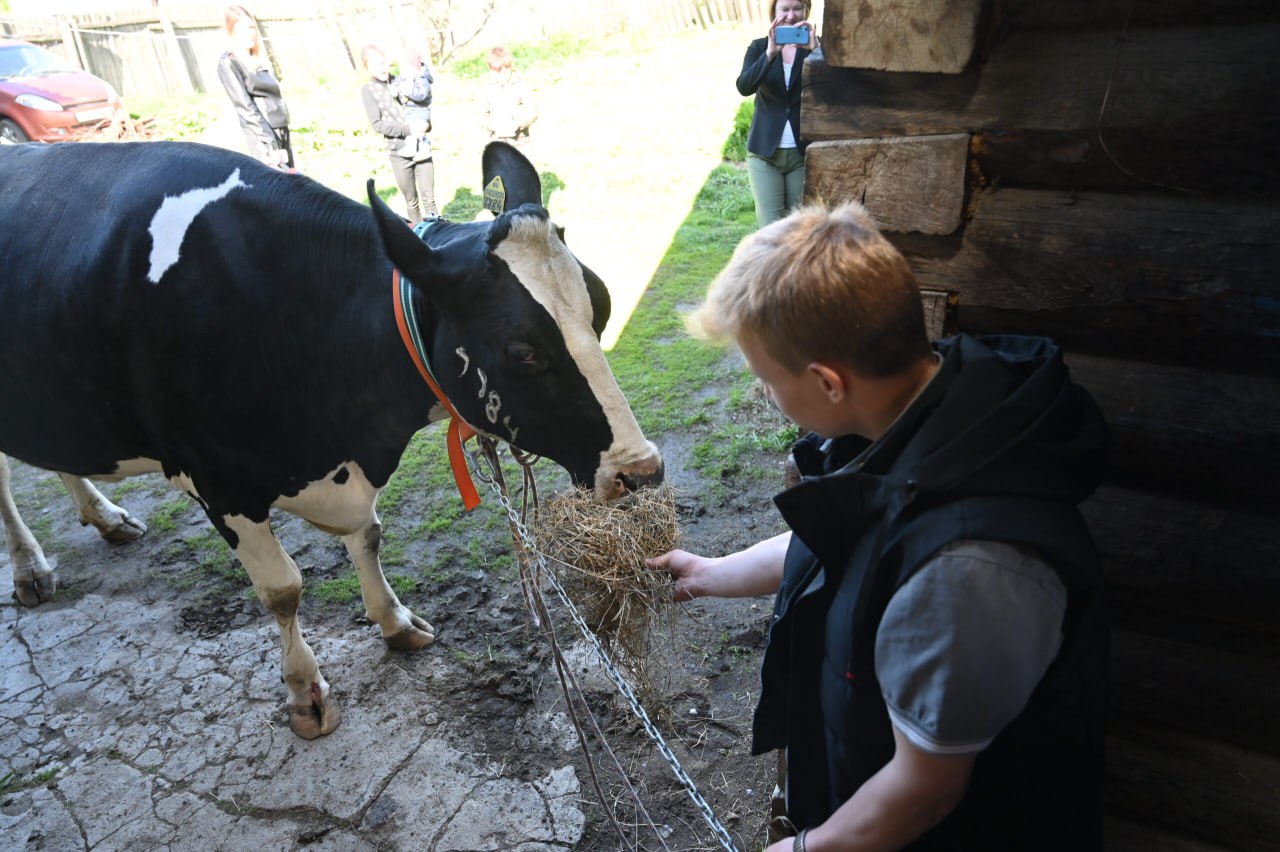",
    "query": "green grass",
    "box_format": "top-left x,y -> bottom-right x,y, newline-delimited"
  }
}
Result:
147,495 -> 192,534
722,100 -> 753,162
311,570 -> 416,604
602,162 -> 801,484
607,166 -> 757,435
0,766 -> 59,794
448,34 -> 595,80
160,526 -> 246,595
